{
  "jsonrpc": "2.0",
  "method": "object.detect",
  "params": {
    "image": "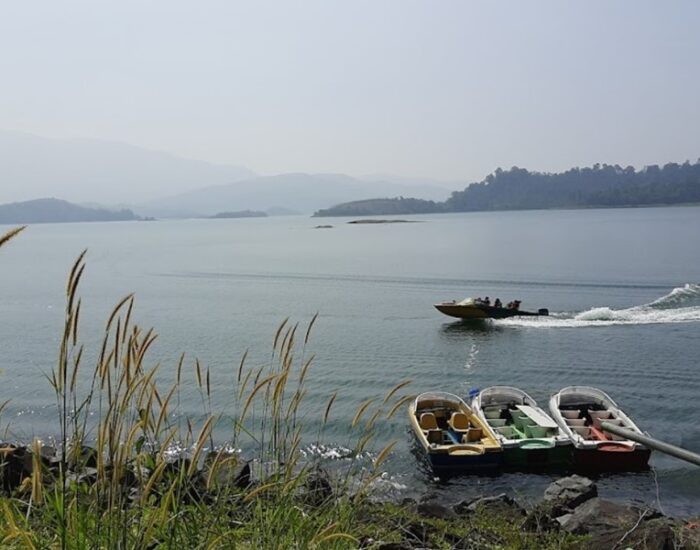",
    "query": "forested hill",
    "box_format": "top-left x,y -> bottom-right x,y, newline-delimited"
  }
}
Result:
0,198 -> 141,224
314,161 -> 700,216
445,161 -> 700,211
